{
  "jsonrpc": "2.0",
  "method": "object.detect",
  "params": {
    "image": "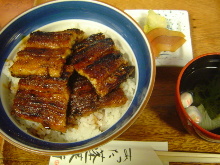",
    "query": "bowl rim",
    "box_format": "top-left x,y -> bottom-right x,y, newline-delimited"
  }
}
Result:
176,52 -> 220,139
0,0 -> 156,155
